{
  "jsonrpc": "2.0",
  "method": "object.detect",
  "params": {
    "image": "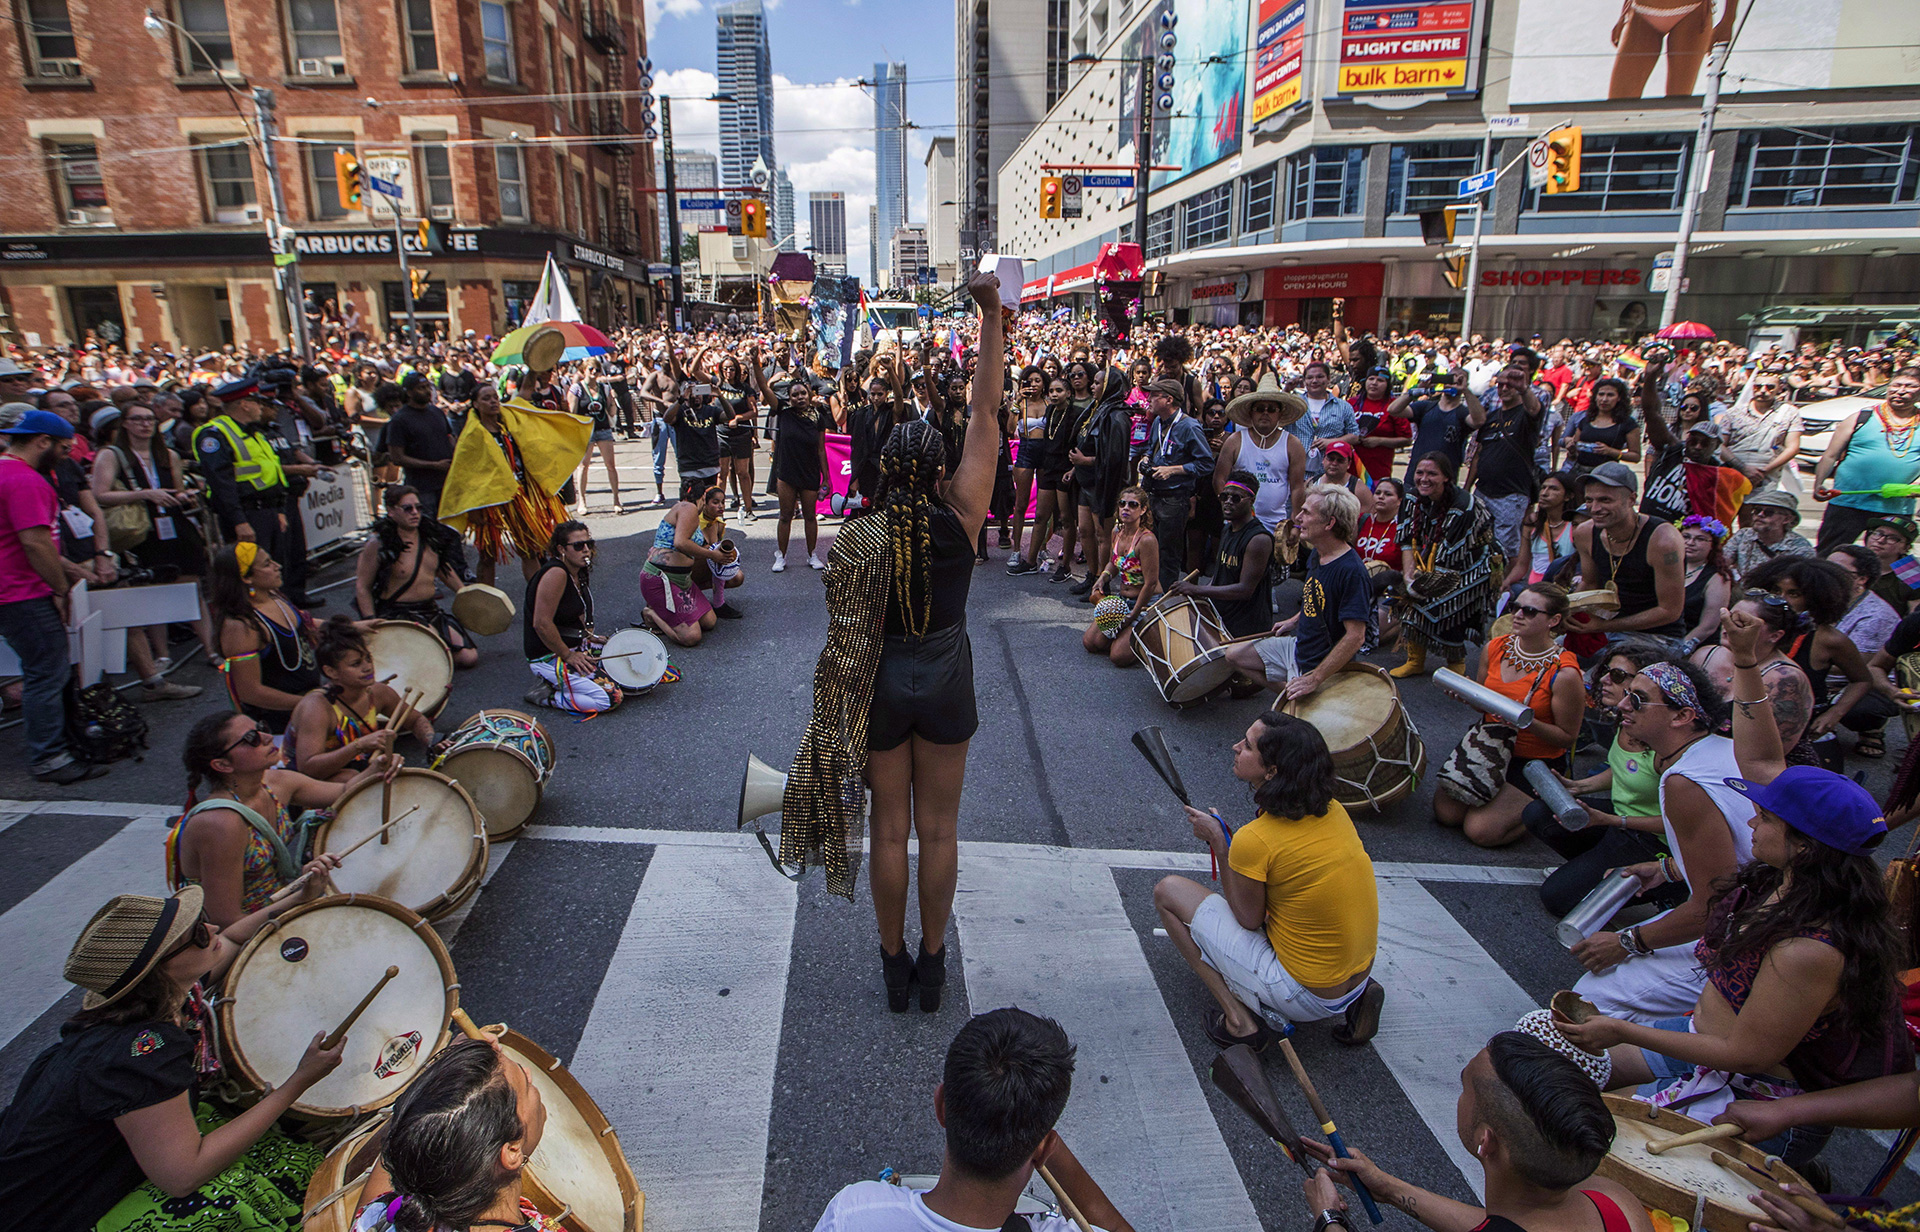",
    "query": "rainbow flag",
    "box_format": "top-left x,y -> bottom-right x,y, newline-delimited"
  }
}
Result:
1685,461 -> 1752,527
